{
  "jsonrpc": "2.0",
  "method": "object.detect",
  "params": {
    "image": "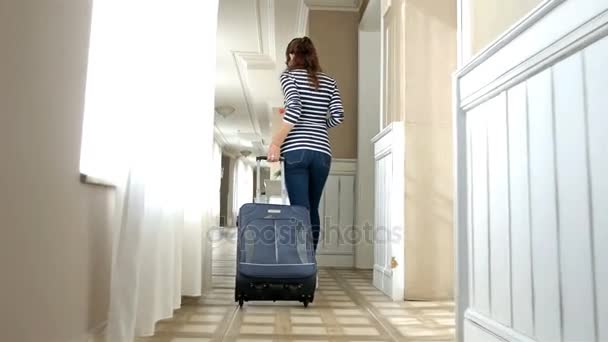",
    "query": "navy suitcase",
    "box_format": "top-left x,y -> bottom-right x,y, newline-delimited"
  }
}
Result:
235,156 -> 317,308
